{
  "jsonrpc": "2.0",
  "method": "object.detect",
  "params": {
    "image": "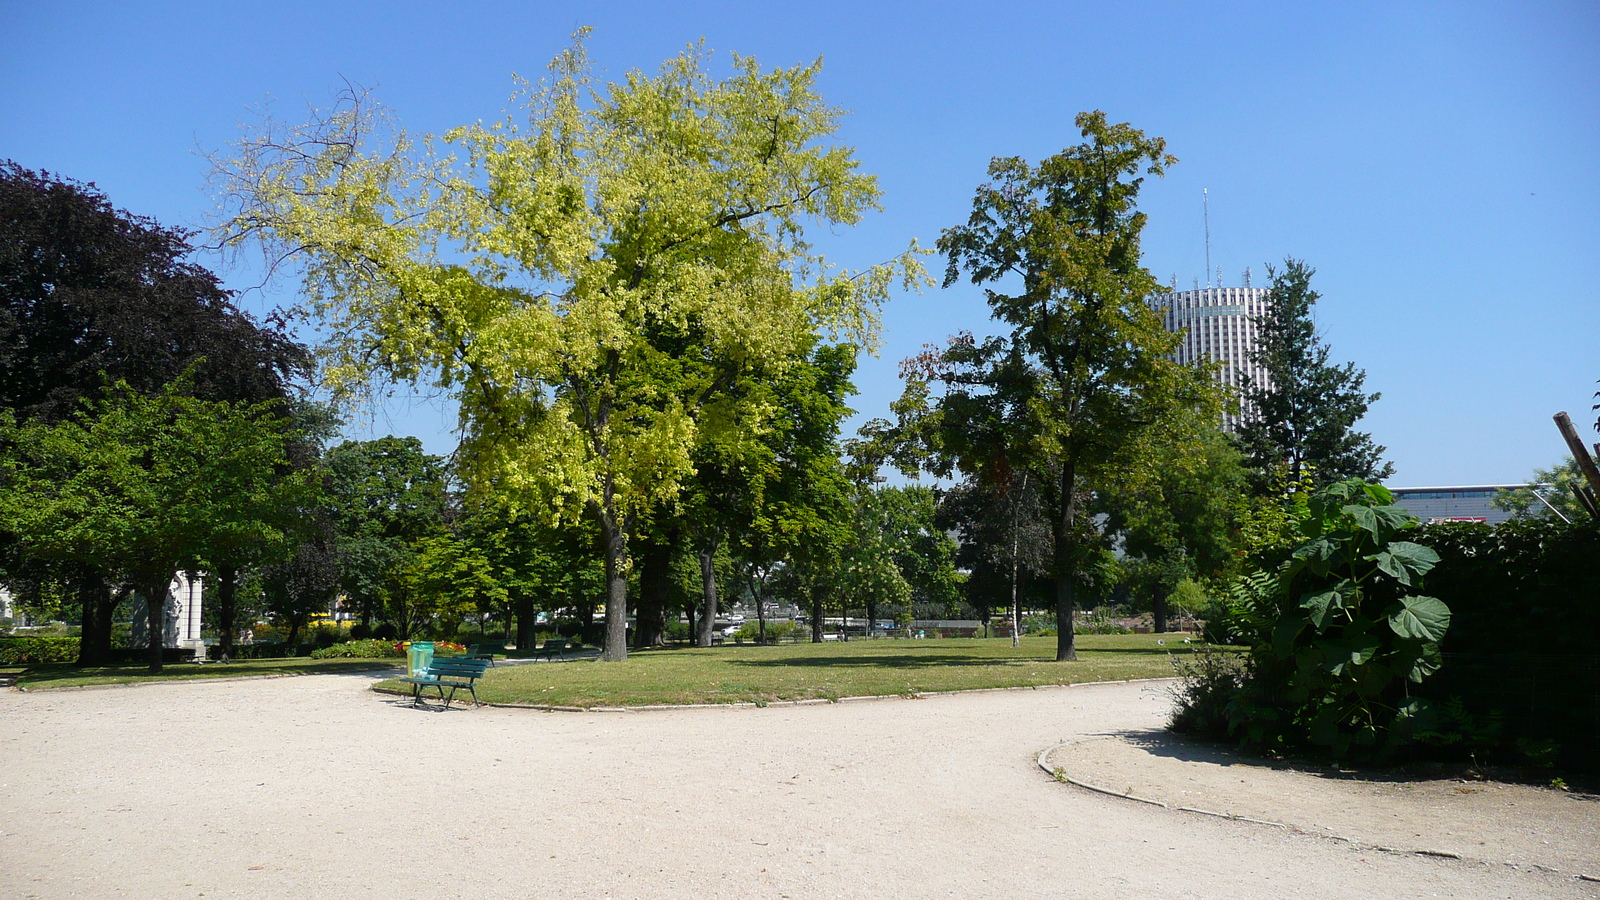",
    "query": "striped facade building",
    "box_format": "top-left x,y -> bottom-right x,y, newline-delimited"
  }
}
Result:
1149,285 -> 1272,430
